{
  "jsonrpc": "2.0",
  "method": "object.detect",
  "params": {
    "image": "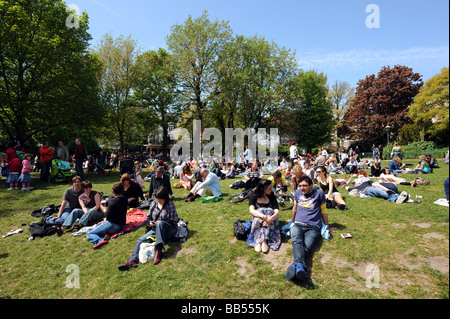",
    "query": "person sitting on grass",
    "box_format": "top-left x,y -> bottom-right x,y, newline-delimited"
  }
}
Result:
184,168 -> 222,202
285,176 -> 331,284
413,155 -> 432,174
180,164 -> 195,191
388,156 -> 405,174
267,170 -> 288,194
58,180 -> 103,233
87,183 -> 128,249
48,176 -> 83,226
118,186 -> 180,270
316,166 -> 349,210
121,173 -> 144,208
247,179 -> 281,254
